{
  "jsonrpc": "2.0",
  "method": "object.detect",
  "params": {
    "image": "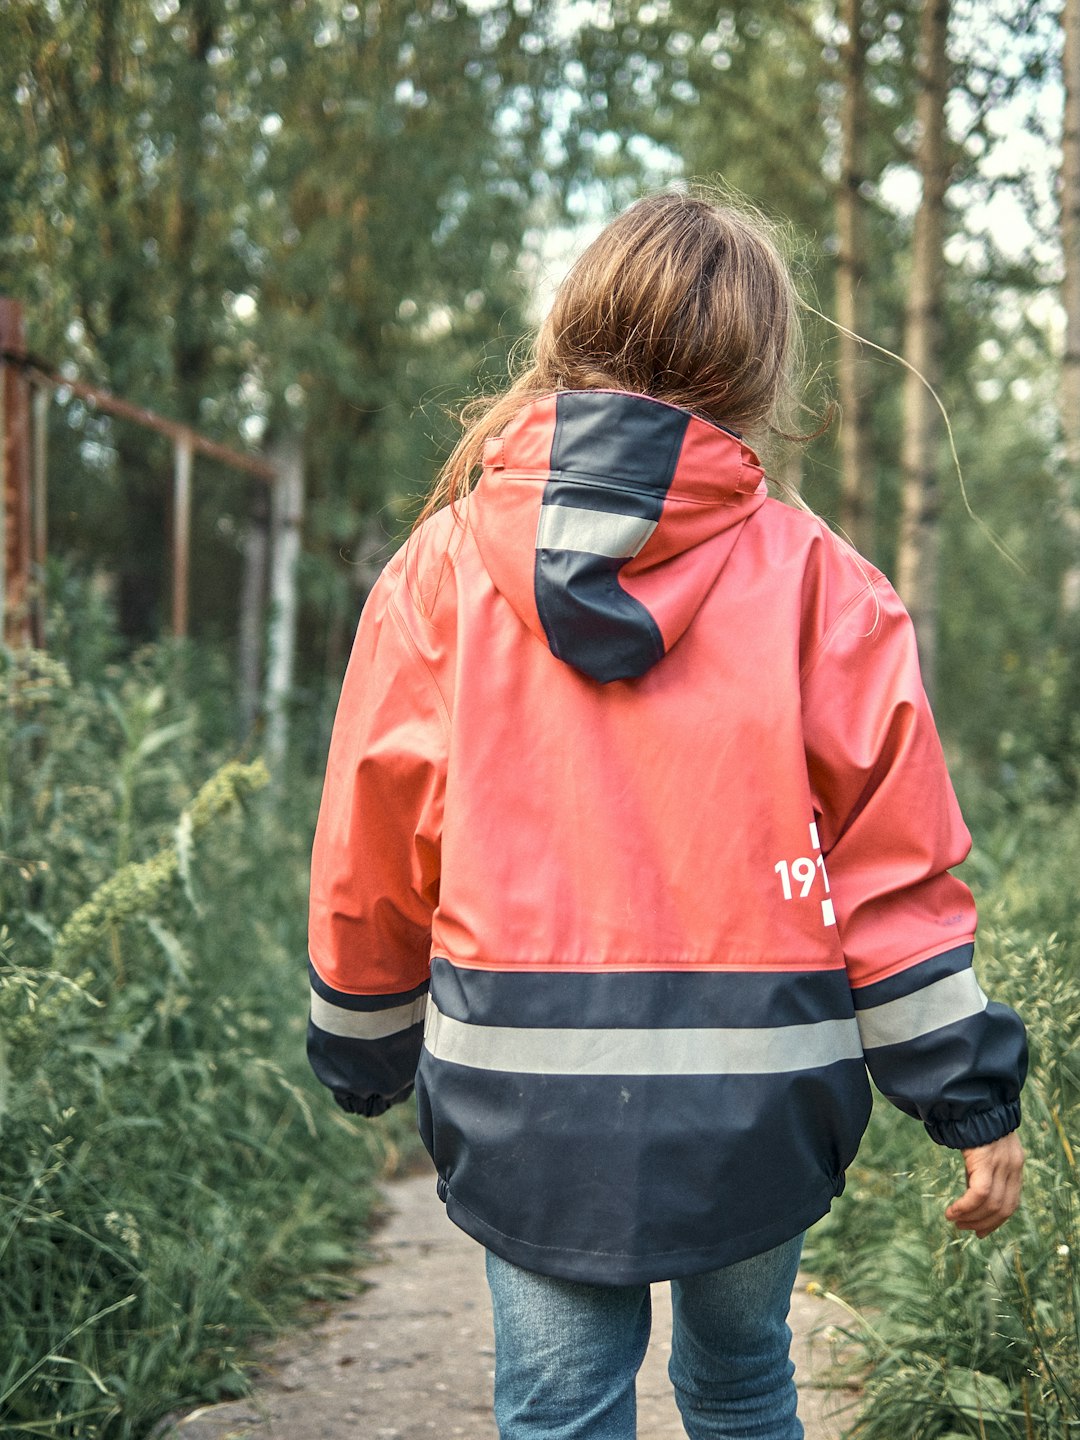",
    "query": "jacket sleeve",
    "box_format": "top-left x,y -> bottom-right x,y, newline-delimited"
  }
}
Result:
801,575 -> 1026,1149
307,564 -> 447,1117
